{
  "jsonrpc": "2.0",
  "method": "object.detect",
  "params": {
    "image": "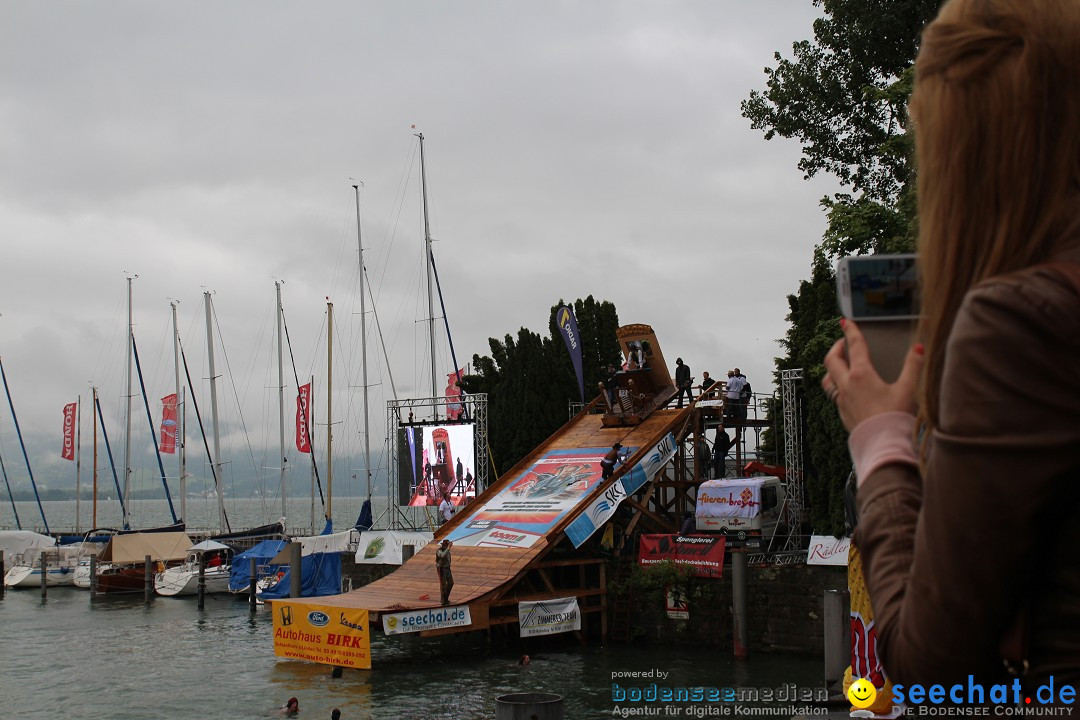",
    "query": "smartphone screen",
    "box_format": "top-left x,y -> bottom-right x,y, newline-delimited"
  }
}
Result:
837,254 -> 918,321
